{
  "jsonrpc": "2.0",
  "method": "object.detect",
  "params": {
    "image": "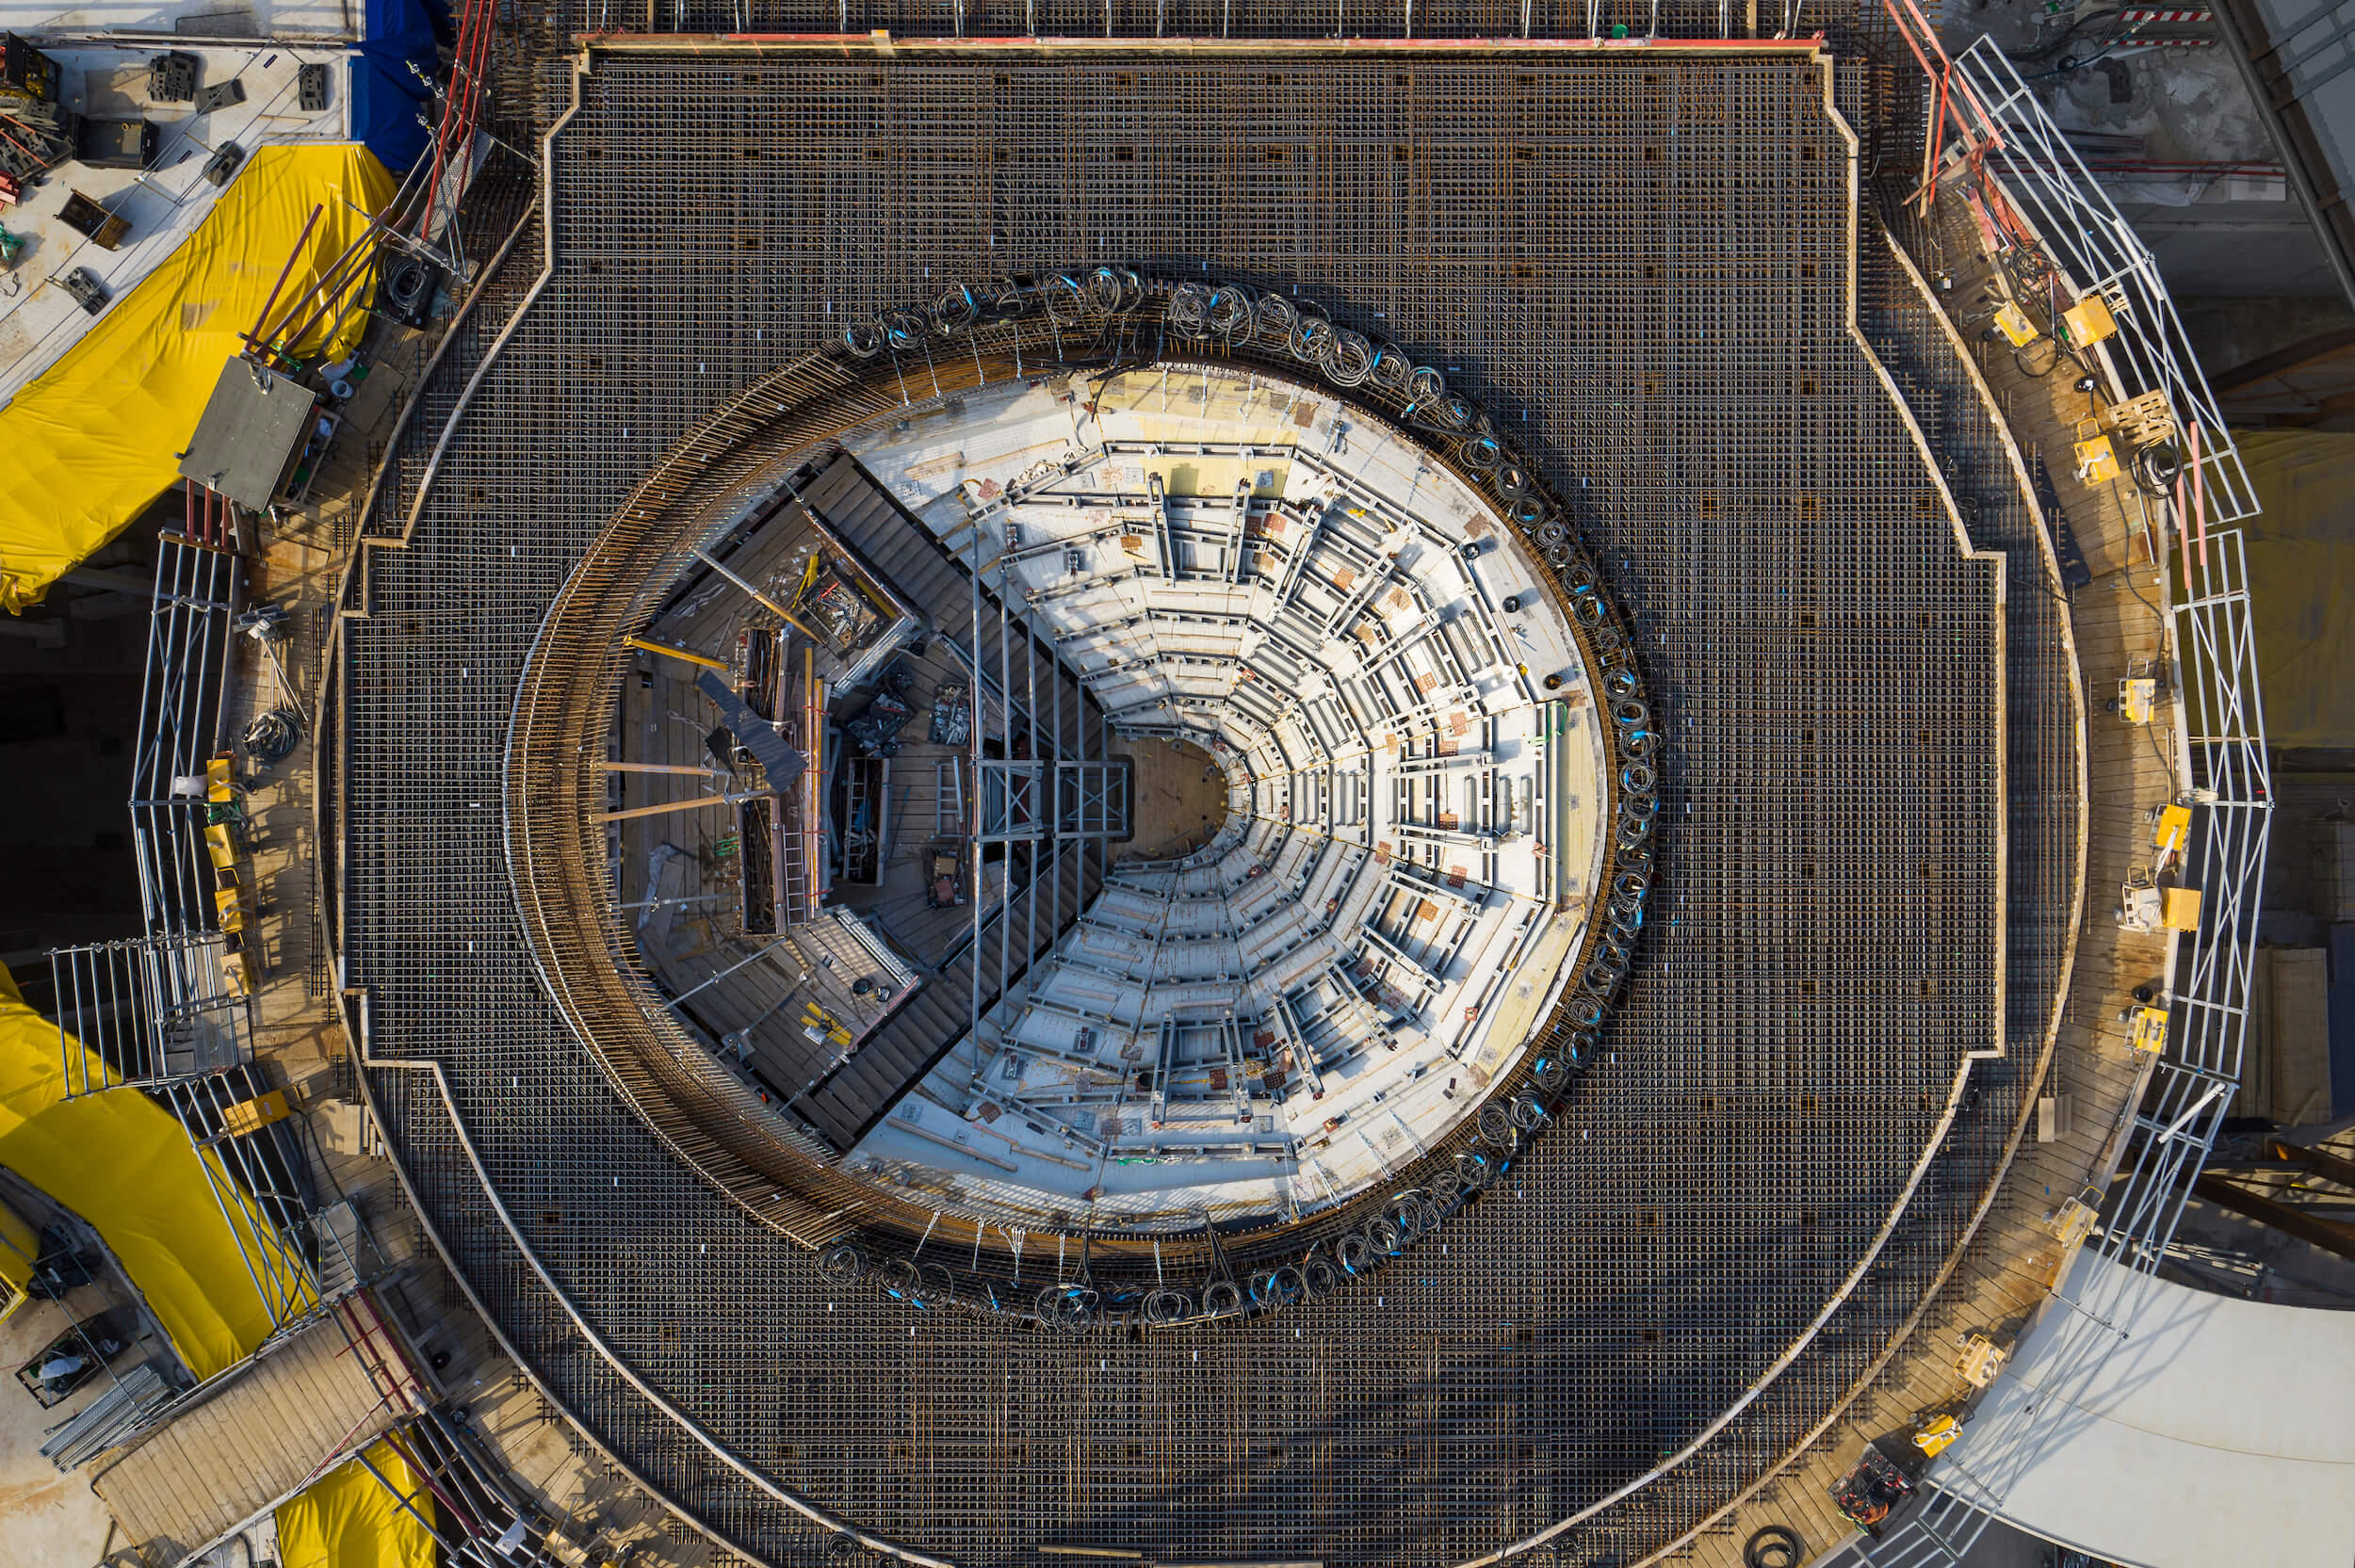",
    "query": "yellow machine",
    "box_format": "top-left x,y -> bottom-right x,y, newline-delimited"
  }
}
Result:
1956,1332 -> 2008,1389
2129,1004 -> 2170,1055
803,1004 -> 852,1050
2072,428 -> 2120,485
2050,1190 -> 2101,1250
2074,389 -> 2175,488
2060,291 -> 2119,348
2117,676 -> 2158,725
2152,801 -> 2192,861
1992,301 -> 2038,348
219,1090 -> 293,1138
1912,1411 -> 1962,1459
219,938 -> 257,998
